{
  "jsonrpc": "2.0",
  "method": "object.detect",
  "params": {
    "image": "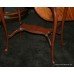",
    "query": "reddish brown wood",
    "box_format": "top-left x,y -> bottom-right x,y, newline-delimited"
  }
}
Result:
61,8 -> 68,47
8,7 -> 59,64
3,7 -> 28,20
0,7 -> 68,64
51,8 -> 57,64
57,7 -> 74,21
0,8 -> 27,52
17,8 -> 22,39
34,7 -> 67,64
34,7 -> 52,21
9,23 -> 52,38
0,8 -> 8,52
35,7 -> 74,21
